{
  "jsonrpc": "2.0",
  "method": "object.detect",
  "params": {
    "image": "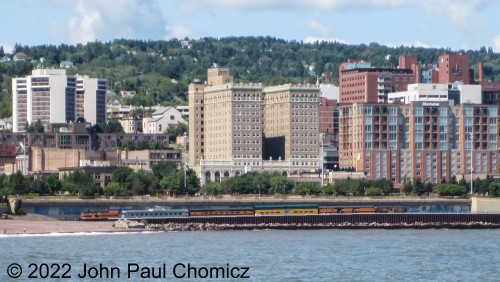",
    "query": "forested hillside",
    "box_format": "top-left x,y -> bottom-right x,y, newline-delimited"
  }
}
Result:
0,37 -> 499,118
